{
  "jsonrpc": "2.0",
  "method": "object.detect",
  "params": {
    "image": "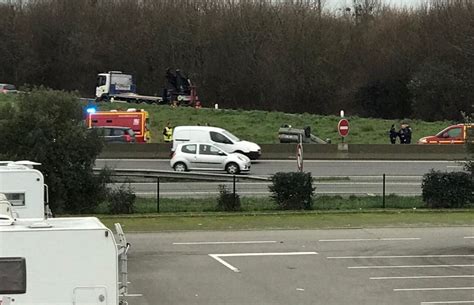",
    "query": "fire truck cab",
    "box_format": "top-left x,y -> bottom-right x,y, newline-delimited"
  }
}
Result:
87,108 -> 151,143
418,123 -> 473,144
